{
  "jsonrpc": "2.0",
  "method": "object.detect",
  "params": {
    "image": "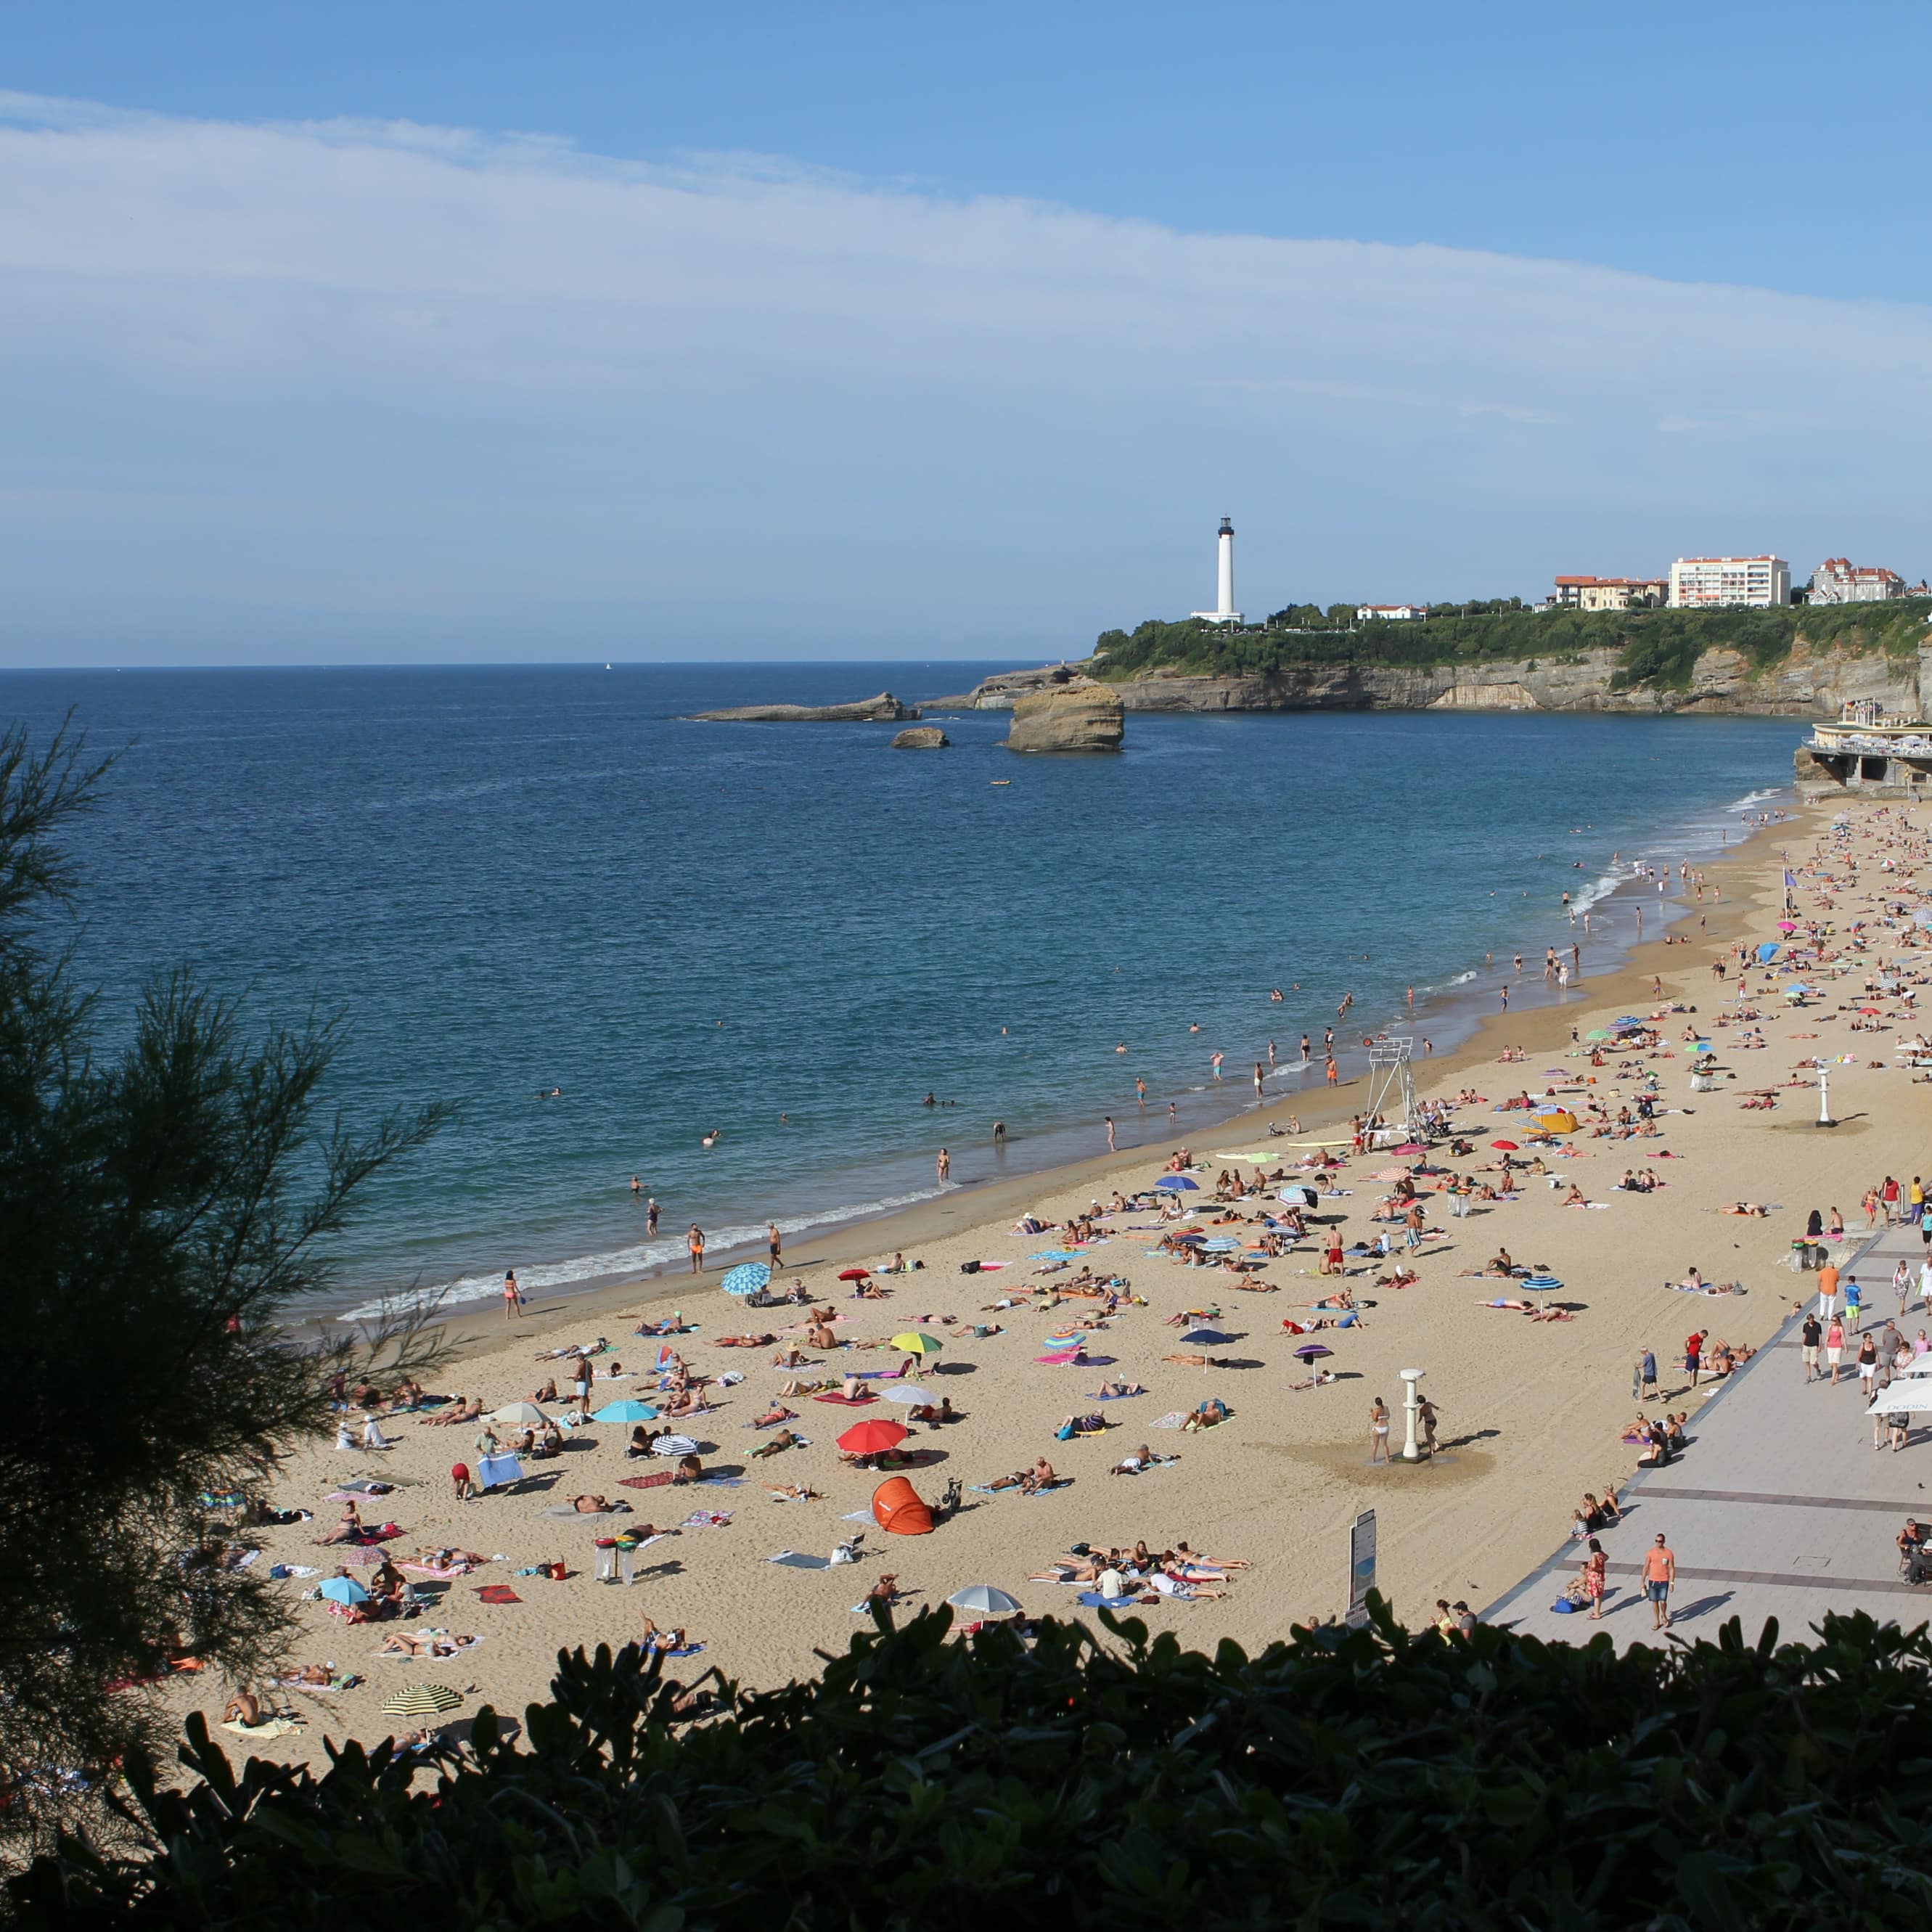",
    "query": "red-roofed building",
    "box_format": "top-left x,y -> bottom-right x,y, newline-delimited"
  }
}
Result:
1810,557 -> 1907,605
1552,575 -> 1668,612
